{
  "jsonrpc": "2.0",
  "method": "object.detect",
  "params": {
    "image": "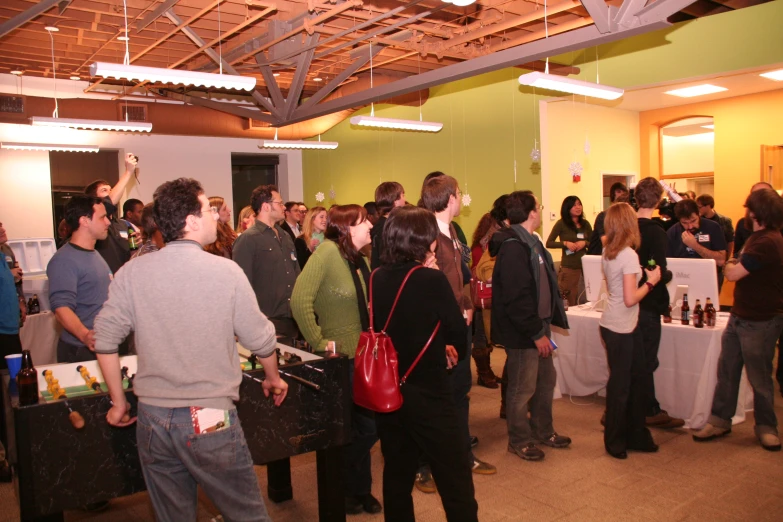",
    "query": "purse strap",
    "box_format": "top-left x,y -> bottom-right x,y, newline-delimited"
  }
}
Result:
400,321 -> 441,385
368,265 -> 423,333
